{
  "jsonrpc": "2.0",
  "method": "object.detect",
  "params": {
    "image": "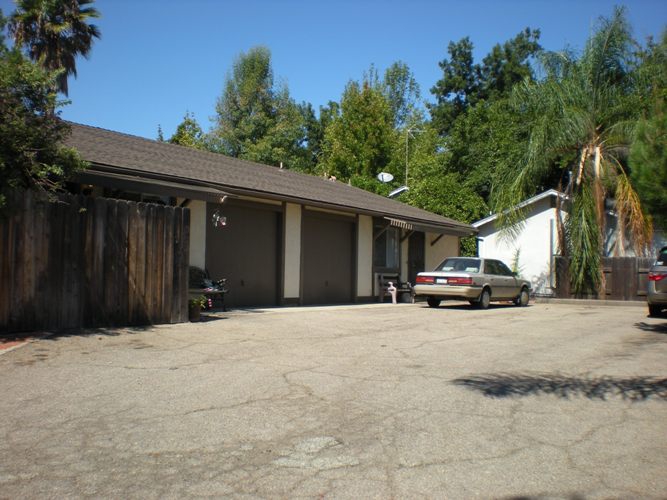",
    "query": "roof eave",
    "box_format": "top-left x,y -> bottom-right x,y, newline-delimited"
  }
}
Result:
473,189 -> 566,228
82,162 -> 475,236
